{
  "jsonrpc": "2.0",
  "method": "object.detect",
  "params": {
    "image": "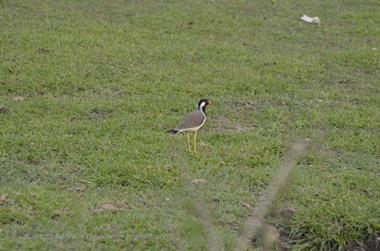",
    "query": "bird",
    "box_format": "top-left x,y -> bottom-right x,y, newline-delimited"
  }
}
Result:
169,99 -> 211,153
